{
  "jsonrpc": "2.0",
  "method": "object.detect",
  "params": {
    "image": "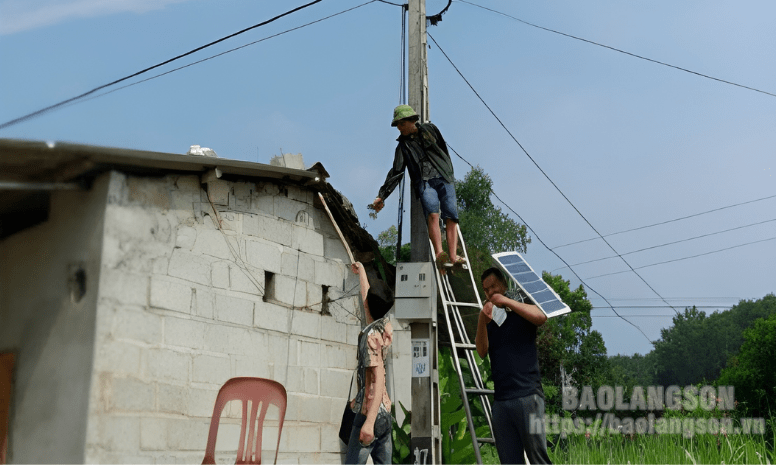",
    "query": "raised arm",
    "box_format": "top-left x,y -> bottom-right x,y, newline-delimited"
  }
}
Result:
490,293 -> 547,327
